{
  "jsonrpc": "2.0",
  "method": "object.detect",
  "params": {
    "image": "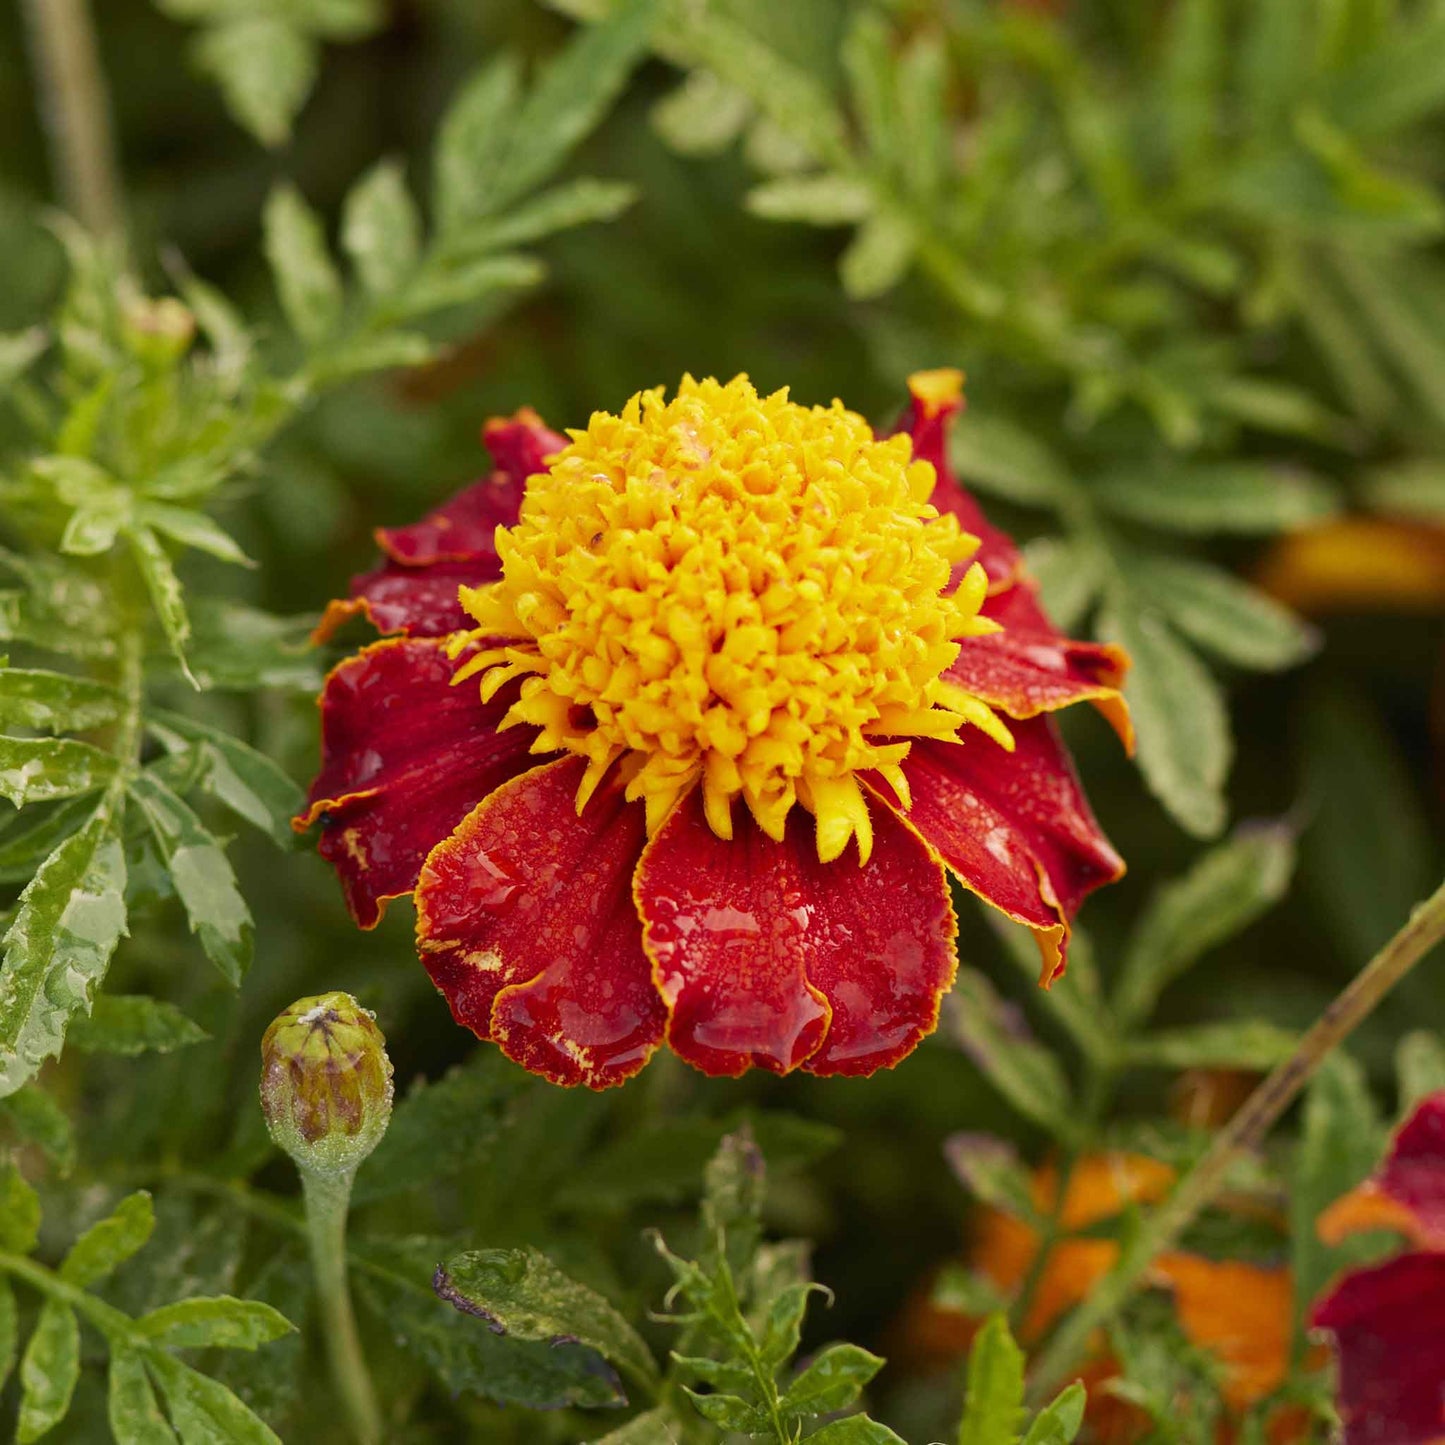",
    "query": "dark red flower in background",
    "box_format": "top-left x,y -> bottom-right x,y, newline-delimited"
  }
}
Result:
296,371 -> 1130,1088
